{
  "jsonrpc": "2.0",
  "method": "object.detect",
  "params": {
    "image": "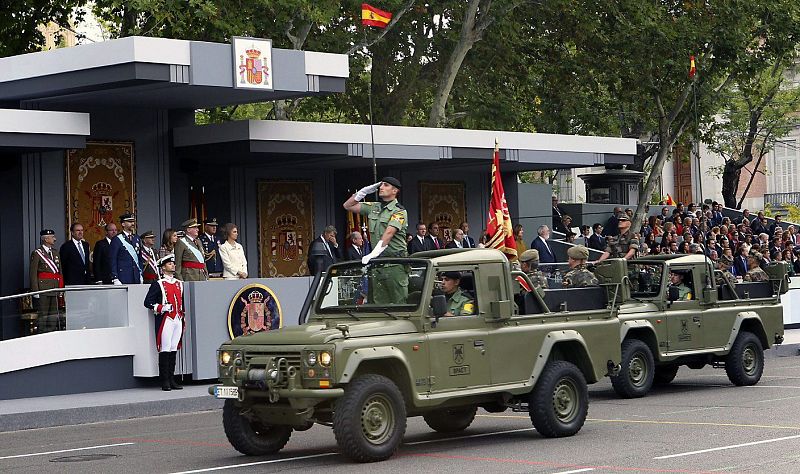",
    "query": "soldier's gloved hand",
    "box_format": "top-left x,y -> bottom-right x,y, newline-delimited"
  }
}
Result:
112,279 -> 122,286
161,303 -> 174,313
354,182 -> 382,201
361,240 -> 386,264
